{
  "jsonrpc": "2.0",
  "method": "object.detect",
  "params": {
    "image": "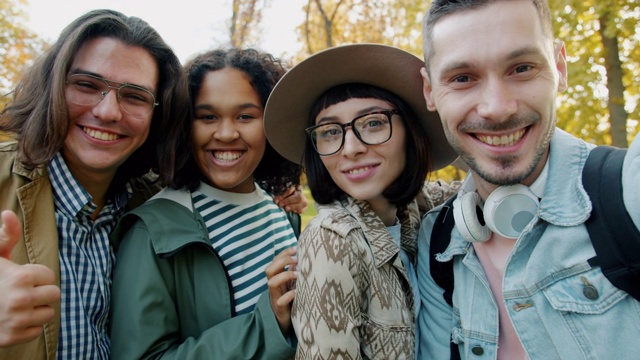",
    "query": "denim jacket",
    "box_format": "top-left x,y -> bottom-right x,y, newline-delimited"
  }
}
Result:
417,129 -> 640,360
